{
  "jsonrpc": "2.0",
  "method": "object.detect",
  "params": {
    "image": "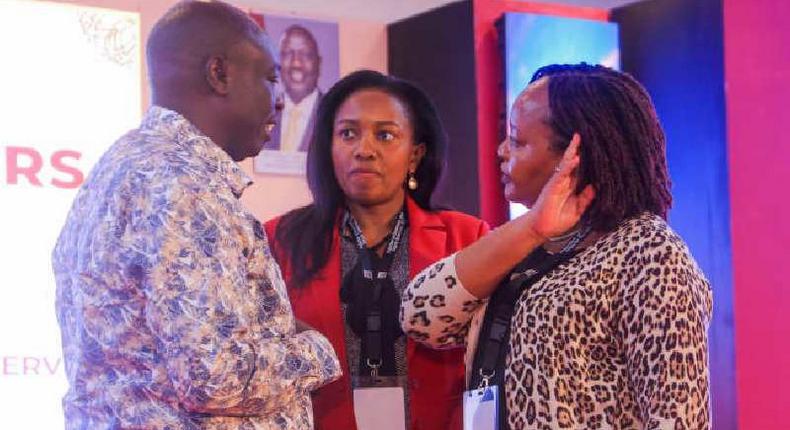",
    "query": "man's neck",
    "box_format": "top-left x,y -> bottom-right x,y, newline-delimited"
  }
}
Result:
153,98 -> 236,159
347,193 -> 405,247
286,88 -> 317,107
